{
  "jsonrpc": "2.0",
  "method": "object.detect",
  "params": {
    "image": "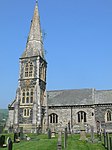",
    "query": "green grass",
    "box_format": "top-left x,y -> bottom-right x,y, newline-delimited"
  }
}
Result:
66,134 -> 105,150
0,133 -> 105,150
